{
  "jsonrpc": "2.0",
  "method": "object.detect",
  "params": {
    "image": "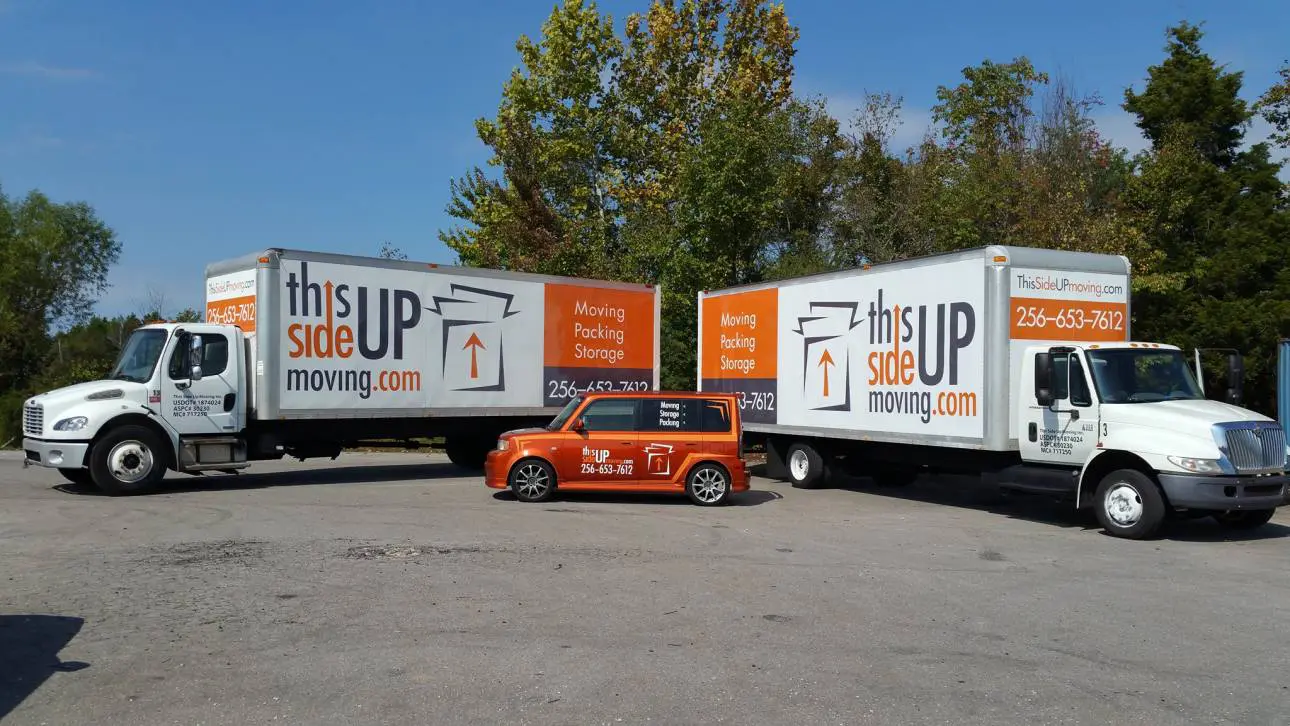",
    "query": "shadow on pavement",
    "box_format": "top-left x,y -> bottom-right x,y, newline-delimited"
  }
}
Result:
492,488 -> 782,507
822,472 -> 1290,542
52,461 -> 471,497
0,615 -> 89,720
